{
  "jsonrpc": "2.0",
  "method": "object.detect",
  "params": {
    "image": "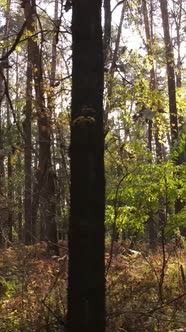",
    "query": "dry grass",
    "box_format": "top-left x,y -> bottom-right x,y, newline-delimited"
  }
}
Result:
0,242 -> 185,331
